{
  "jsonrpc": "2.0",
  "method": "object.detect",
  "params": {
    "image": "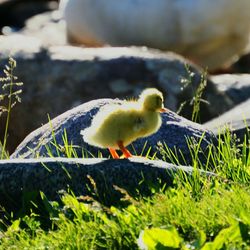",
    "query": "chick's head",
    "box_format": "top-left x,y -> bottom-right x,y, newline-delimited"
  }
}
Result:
139,88 -> 164,112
